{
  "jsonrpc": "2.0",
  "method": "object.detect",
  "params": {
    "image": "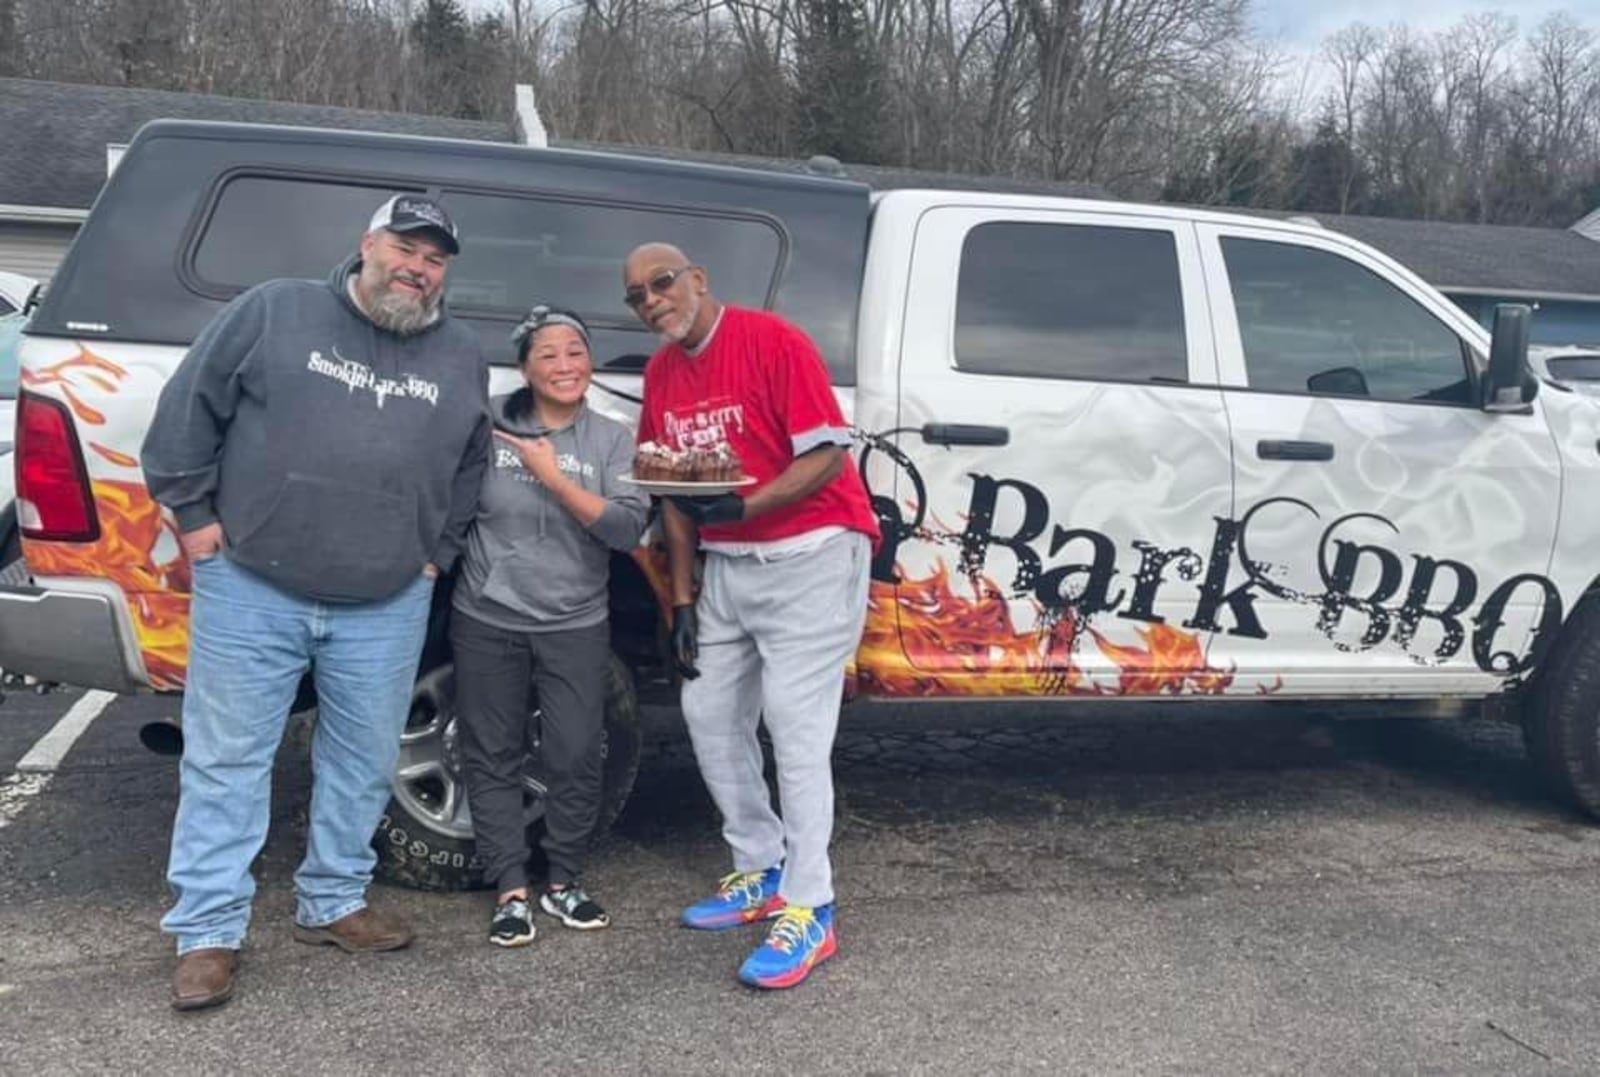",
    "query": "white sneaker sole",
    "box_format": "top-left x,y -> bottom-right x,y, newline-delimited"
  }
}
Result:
489,927 -> 536,948
539,893 -> 611,930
